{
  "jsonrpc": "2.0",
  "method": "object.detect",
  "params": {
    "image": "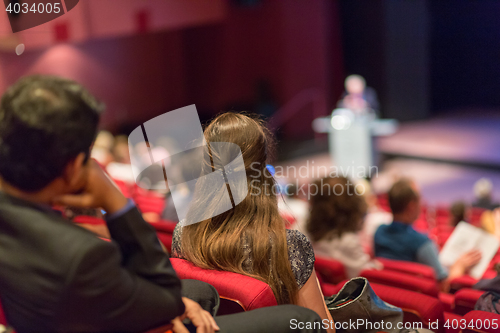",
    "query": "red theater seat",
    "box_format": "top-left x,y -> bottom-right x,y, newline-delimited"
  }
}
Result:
444,312 -> 463,333
360,269 -> 440,297
453,289 -> 485,315
112,179 -> 133,198
73,215 -> 106,225
149,221 -> 177,253
440,292 -> 455,313
0,299 -> 7,327
461,310 -> 500,333
377,257 -> 436,280
134,195 -> 165,215
449,275 -> 478,292
314,256 -> 347,285
170,258 -> 277,315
